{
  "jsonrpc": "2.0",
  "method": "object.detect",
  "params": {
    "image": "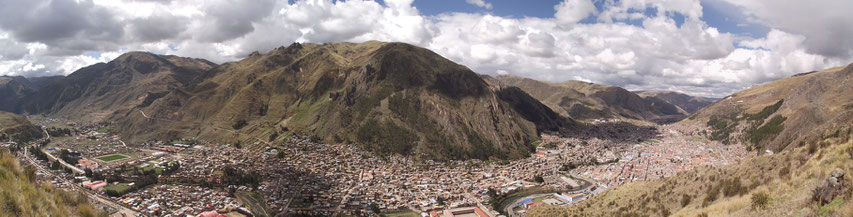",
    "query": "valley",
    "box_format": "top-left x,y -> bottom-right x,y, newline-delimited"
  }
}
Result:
4,111 -> 748,217
2,42 -> 852,217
